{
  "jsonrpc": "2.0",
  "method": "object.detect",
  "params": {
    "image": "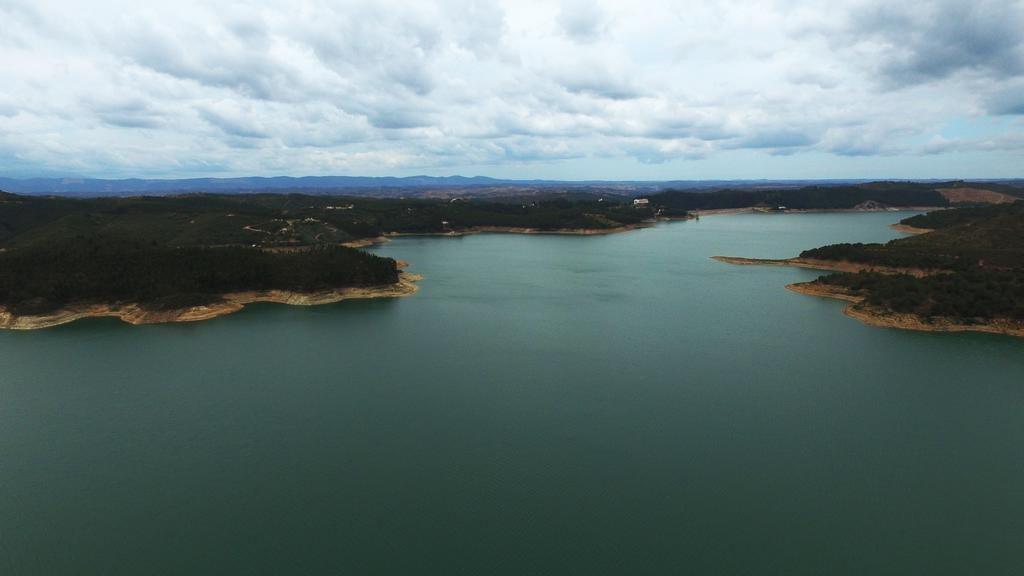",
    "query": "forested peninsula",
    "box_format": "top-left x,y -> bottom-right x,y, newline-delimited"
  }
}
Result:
0,181 -> 1015,329
715,198 -> 1024,337
0,190 -> 662,328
